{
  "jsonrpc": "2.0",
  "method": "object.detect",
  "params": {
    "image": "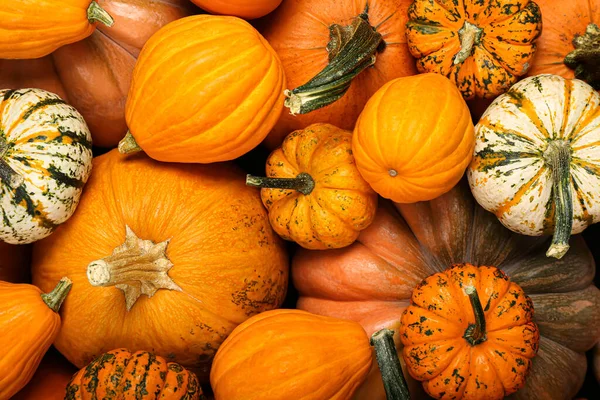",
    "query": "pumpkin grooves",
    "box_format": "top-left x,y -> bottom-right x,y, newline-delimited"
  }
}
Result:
463,286 -> 487,346
0,136 -> 24,189
545,140 -> 573,259
284,6 -> 384,115
564,23 -> 600,89
87,1 -> 115,27
41,277 -> 73,313
455,21 -> 483,65
118,131 -> 142,155
370,329 -> 411,400
246,173 -> 315,195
